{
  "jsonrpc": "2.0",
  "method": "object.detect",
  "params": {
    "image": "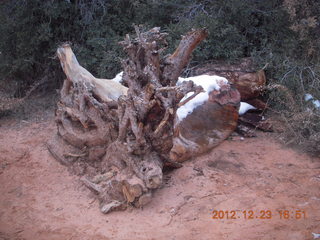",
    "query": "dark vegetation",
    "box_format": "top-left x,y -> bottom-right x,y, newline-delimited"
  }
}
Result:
0,0 -> 319,154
